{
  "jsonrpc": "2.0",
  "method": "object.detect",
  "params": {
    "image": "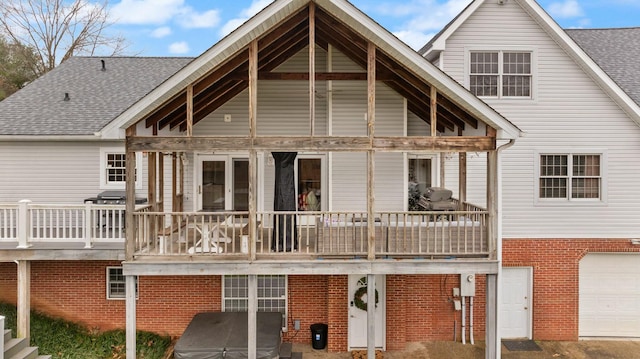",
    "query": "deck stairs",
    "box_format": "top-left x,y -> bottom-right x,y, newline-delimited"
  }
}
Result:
3,330 -> 50,359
